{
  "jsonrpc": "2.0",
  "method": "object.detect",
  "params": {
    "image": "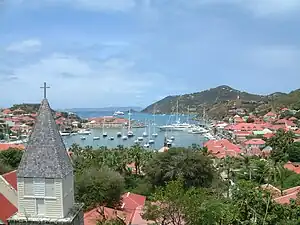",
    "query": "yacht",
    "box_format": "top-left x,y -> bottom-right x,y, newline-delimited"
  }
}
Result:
134,139 -> 140,144
102,132 -> 108,137
203,133 -> 215,140
188,126 -> 209,134
109,136 -> 114,140
137,136 -> 144,141
122,135 -> 128,140
142,131 -> 148,137
158,122 -> 192,131
152,133 -> 158,137
78,129 -> 91,135
144,143 -> 150,148
93,136 -> 100,140
113,111 -> 125,116
149,139 -> 155,144
127,130 -> 134,137
117,132 -> 122,138
80,136 -> 86,140
170,136 -> 175,140
60,131 -> 70,136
